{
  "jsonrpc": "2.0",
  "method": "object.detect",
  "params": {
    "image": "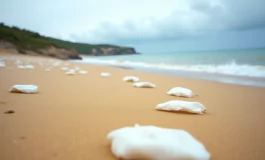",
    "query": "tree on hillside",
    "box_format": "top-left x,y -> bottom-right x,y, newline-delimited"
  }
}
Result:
0,22 -> 5,27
